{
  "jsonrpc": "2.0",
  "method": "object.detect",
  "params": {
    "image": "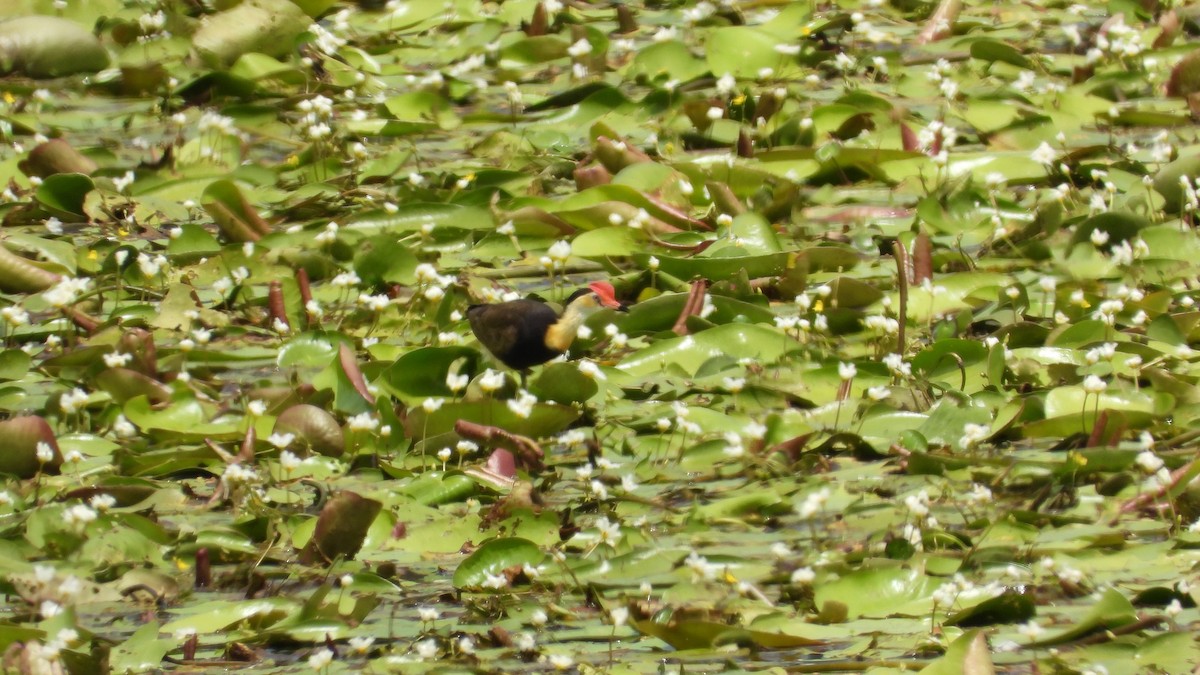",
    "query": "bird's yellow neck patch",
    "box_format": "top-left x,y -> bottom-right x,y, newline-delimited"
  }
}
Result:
545,295 -> 599,352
